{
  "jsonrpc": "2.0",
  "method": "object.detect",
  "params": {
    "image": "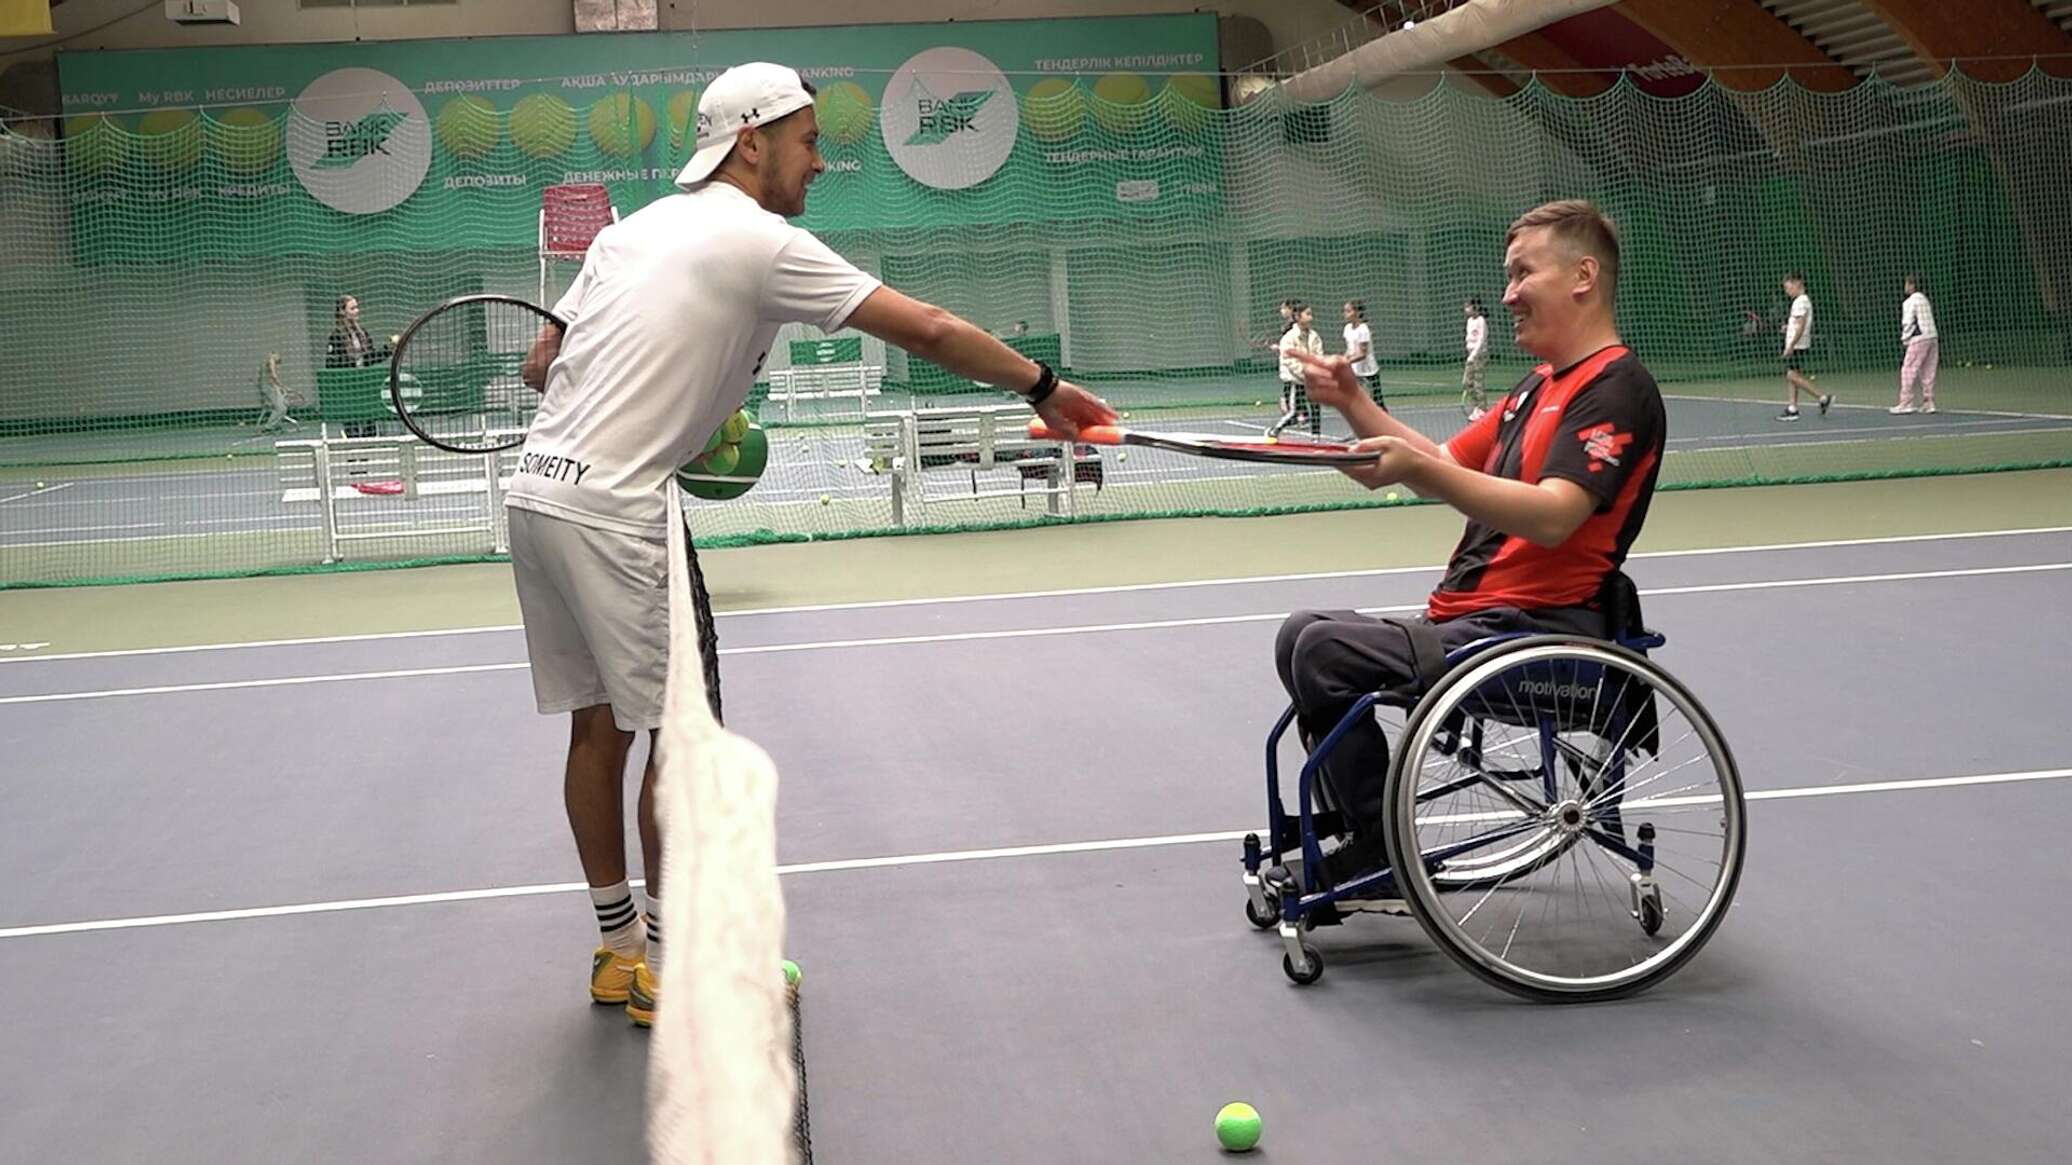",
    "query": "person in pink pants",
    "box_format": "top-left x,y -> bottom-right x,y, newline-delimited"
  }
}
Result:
1893,274 -> 1940,415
